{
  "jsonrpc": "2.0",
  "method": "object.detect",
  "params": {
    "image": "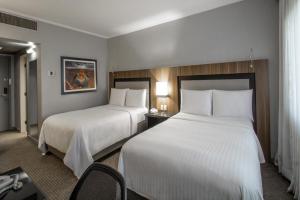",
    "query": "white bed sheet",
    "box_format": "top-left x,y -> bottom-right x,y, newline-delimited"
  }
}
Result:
118,112 -> 265,200
38,105 -> 147,177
